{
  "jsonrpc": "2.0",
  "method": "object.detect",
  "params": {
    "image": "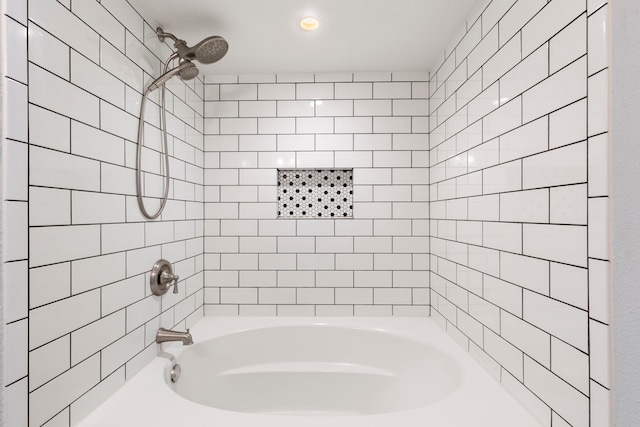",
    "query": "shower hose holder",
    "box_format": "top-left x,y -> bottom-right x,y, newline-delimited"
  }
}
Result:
150,259 -> 180,296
